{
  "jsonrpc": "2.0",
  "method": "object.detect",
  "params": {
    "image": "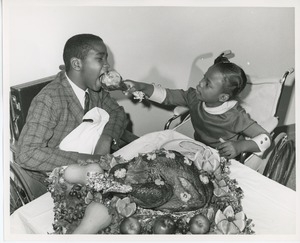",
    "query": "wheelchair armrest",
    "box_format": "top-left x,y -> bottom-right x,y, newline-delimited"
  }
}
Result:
164,106 -> 190,130
173,106 -> 189,116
